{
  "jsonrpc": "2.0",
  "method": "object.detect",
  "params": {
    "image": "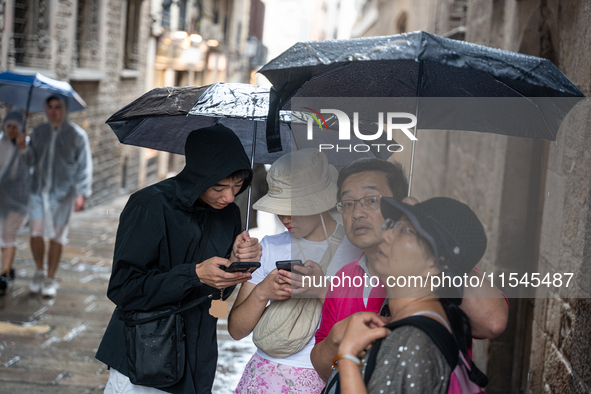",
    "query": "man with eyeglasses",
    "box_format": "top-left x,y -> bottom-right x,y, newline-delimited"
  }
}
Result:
310,158 -> 509,381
